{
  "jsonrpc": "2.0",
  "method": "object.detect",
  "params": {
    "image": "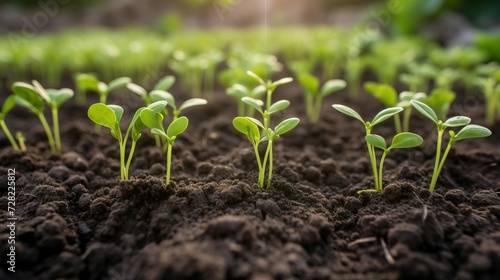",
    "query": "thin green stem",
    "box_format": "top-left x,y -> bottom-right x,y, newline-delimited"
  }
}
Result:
38,113 -> 56,153
429,129 -> 444,192
52,108 -> 61,155
154,135 -> 161,148
16,132 -> 26,151
313,95 -> 323,122
435,141 -> 453,183
305,93 -> 314,121
119,140 -> 126,180
403,107 -> 412,132
378,150 -> 389,191
486,94 -> 496,126
394,115 -> 402,134
266,140 -> 274,188
253,143 -> 263,178
237,101 -> 244,117
166,142 -> 173,185
125,140 -> 137,180
366,129 -> 379,190
0,120 -> 19,151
